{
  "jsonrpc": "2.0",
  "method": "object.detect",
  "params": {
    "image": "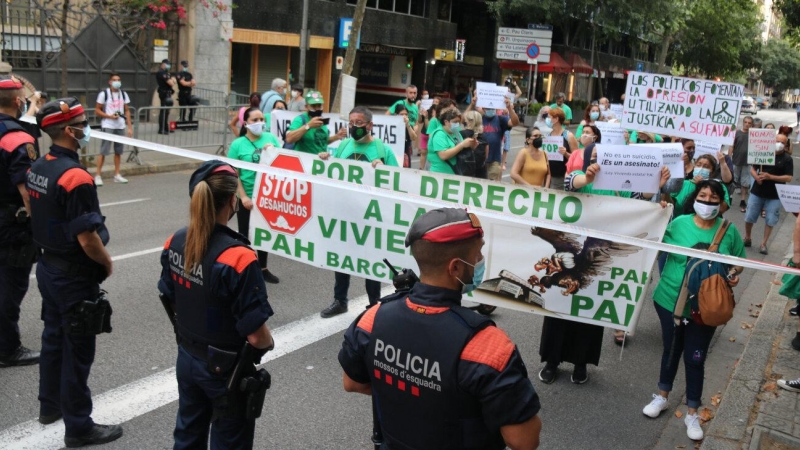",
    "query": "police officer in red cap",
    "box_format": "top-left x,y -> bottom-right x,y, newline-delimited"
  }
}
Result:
158,160 -> 275,449
339,208 -> 542,450
0,74 -> 40,368
29,97 -> 122,447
